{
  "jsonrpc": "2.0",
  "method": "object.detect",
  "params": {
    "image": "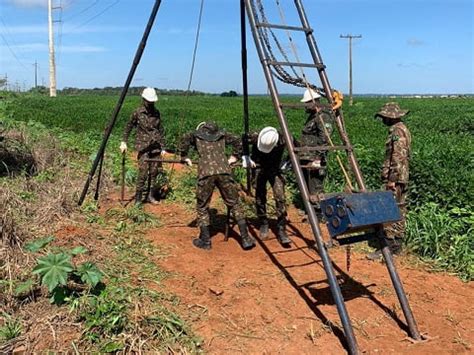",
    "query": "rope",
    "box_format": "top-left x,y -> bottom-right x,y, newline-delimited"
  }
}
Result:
186,0 -> 205,92
167,0 -> 205,183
